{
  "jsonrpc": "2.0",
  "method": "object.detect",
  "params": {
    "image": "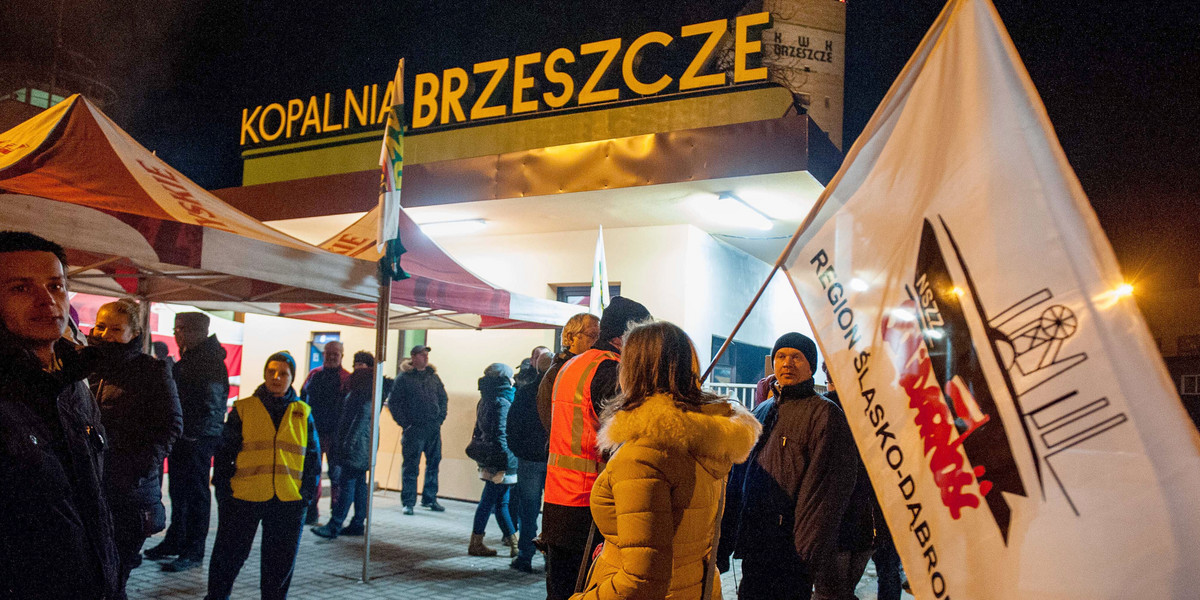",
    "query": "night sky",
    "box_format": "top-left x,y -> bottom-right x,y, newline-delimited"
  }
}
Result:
3,0 -> 1197,291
